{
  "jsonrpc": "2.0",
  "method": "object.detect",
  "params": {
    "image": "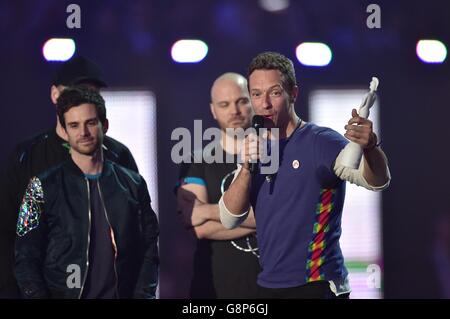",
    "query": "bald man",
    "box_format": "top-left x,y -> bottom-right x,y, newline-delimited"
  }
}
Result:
176,73 -> 261,298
